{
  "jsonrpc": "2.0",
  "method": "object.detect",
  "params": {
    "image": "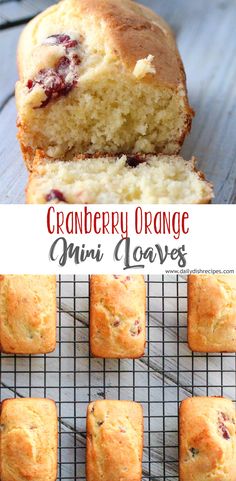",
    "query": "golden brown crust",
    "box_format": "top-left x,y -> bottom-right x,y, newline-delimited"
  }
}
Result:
0,275 -> 57,354
0,398 -> 58,481
90,275 -> 146,358
188,275 -> 236,352
76,0 -> 189,87
17,0 -> 189,89
86,400 -> 143,481
179,396 -> 236,481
